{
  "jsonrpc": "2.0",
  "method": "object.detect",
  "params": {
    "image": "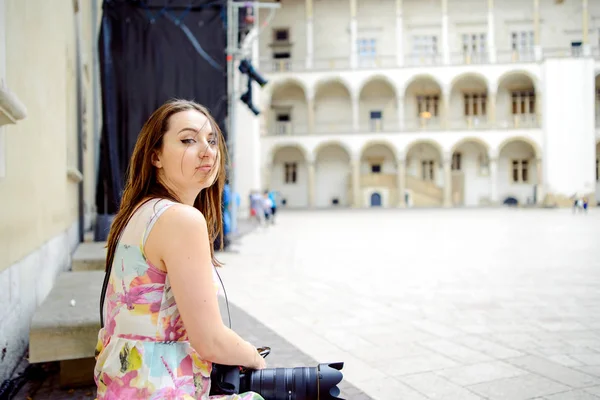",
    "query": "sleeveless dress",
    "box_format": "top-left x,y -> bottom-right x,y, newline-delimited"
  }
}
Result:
94,199 -> 264,400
